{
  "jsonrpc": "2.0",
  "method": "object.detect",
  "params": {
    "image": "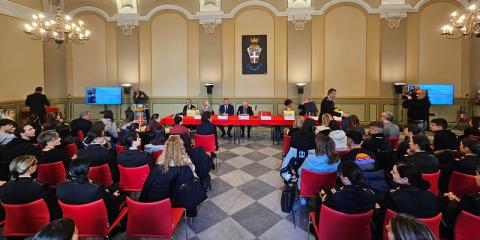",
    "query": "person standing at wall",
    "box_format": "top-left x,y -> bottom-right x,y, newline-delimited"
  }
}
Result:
402,89 -> 431,133
25,87 -> 50,124
132,85 -> 150,120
